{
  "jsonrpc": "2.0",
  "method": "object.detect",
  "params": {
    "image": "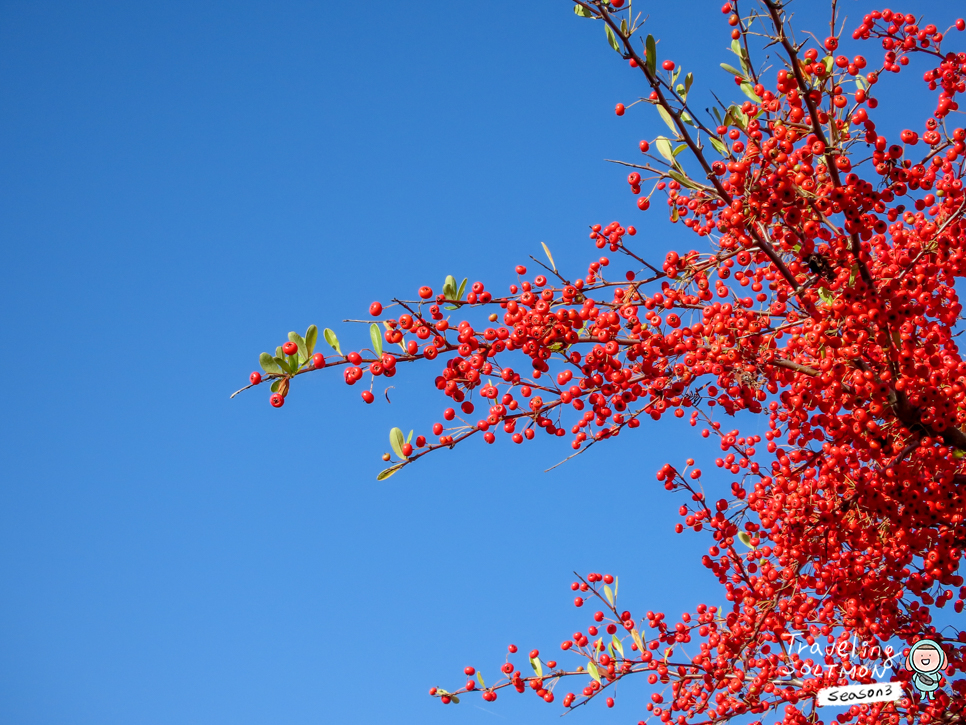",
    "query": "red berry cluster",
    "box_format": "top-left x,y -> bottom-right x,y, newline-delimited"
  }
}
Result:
240,3 -> 966,723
